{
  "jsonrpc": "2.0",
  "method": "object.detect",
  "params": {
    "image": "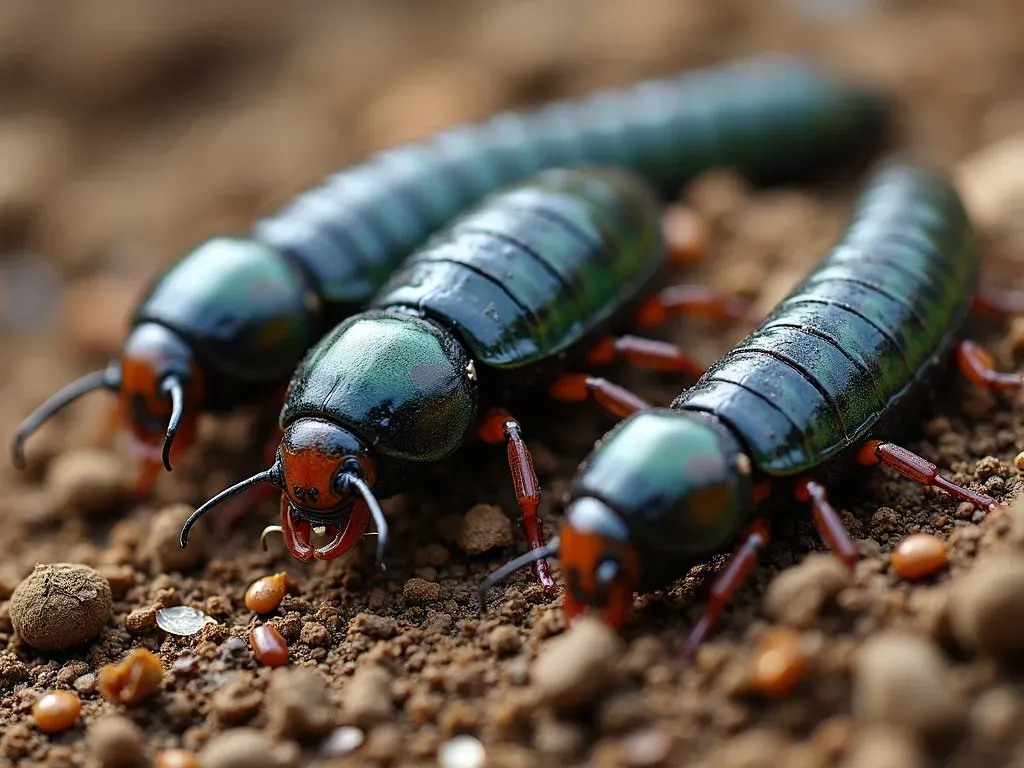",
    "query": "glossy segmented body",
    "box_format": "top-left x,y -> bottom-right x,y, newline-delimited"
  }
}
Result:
182,167 -> 678,563
12,55 -> 889,477
547,163 -> 988,635
677,164 -> 977,480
